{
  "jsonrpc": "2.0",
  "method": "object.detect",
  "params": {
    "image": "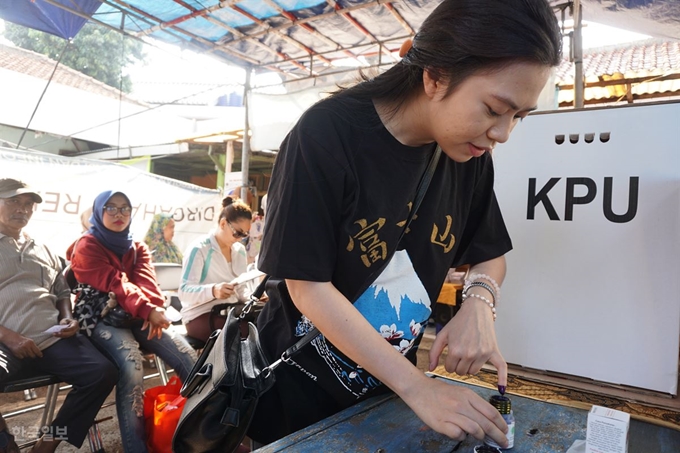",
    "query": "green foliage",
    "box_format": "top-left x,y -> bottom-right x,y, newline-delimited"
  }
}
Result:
4,22 -> 145,93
